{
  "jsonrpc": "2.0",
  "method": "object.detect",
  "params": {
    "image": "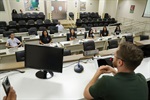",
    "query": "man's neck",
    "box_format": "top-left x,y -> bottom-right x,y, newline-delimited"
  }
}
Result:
117,67 -> 134,73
